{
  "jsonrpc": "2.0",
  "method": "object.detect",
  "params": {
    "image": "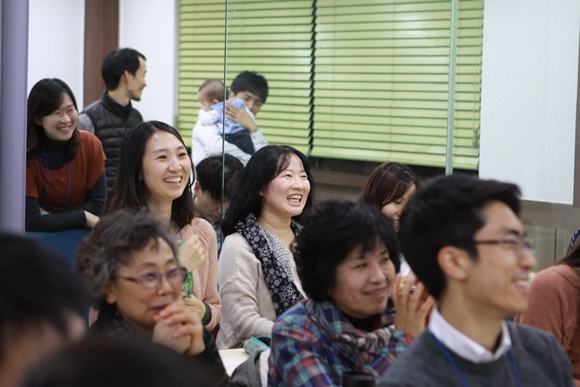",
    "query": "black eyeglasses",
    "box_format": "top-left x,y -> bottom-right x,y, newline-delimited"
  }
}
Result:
474,236 -> 535,257
120,267 -> 187,289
